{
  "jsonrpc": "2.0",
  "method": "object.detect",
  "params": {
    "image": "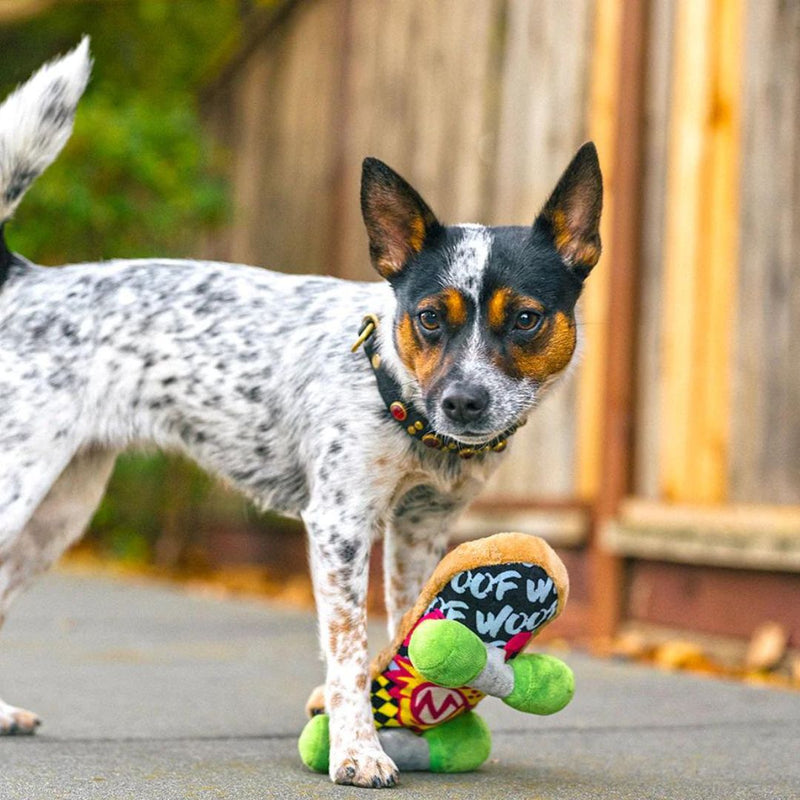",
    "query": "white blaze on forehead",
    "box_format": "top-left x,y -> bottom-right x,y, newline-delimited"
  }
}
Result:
440,225 -> 496,385
443,225 -> 492,303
